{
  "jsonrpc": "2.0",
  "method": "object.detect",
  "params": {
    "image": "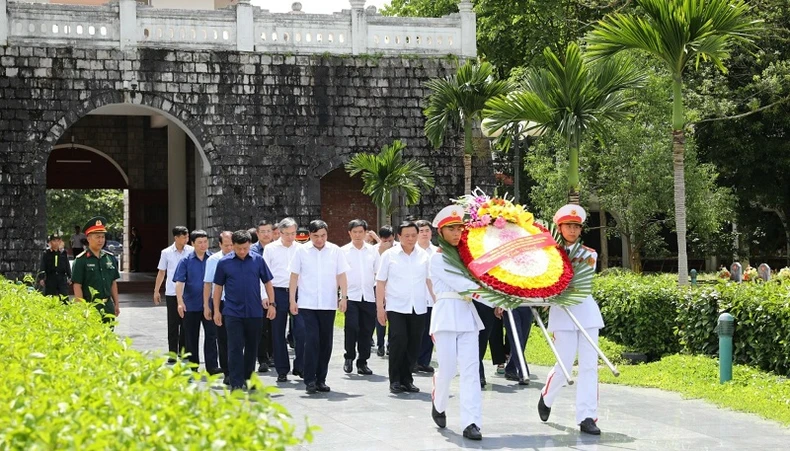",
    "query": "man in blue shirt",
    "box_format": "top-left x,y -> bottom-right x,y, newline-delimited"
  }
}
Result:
203,231 -> 233,378
174,230 -> 220,375
213,230 -> 276,390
